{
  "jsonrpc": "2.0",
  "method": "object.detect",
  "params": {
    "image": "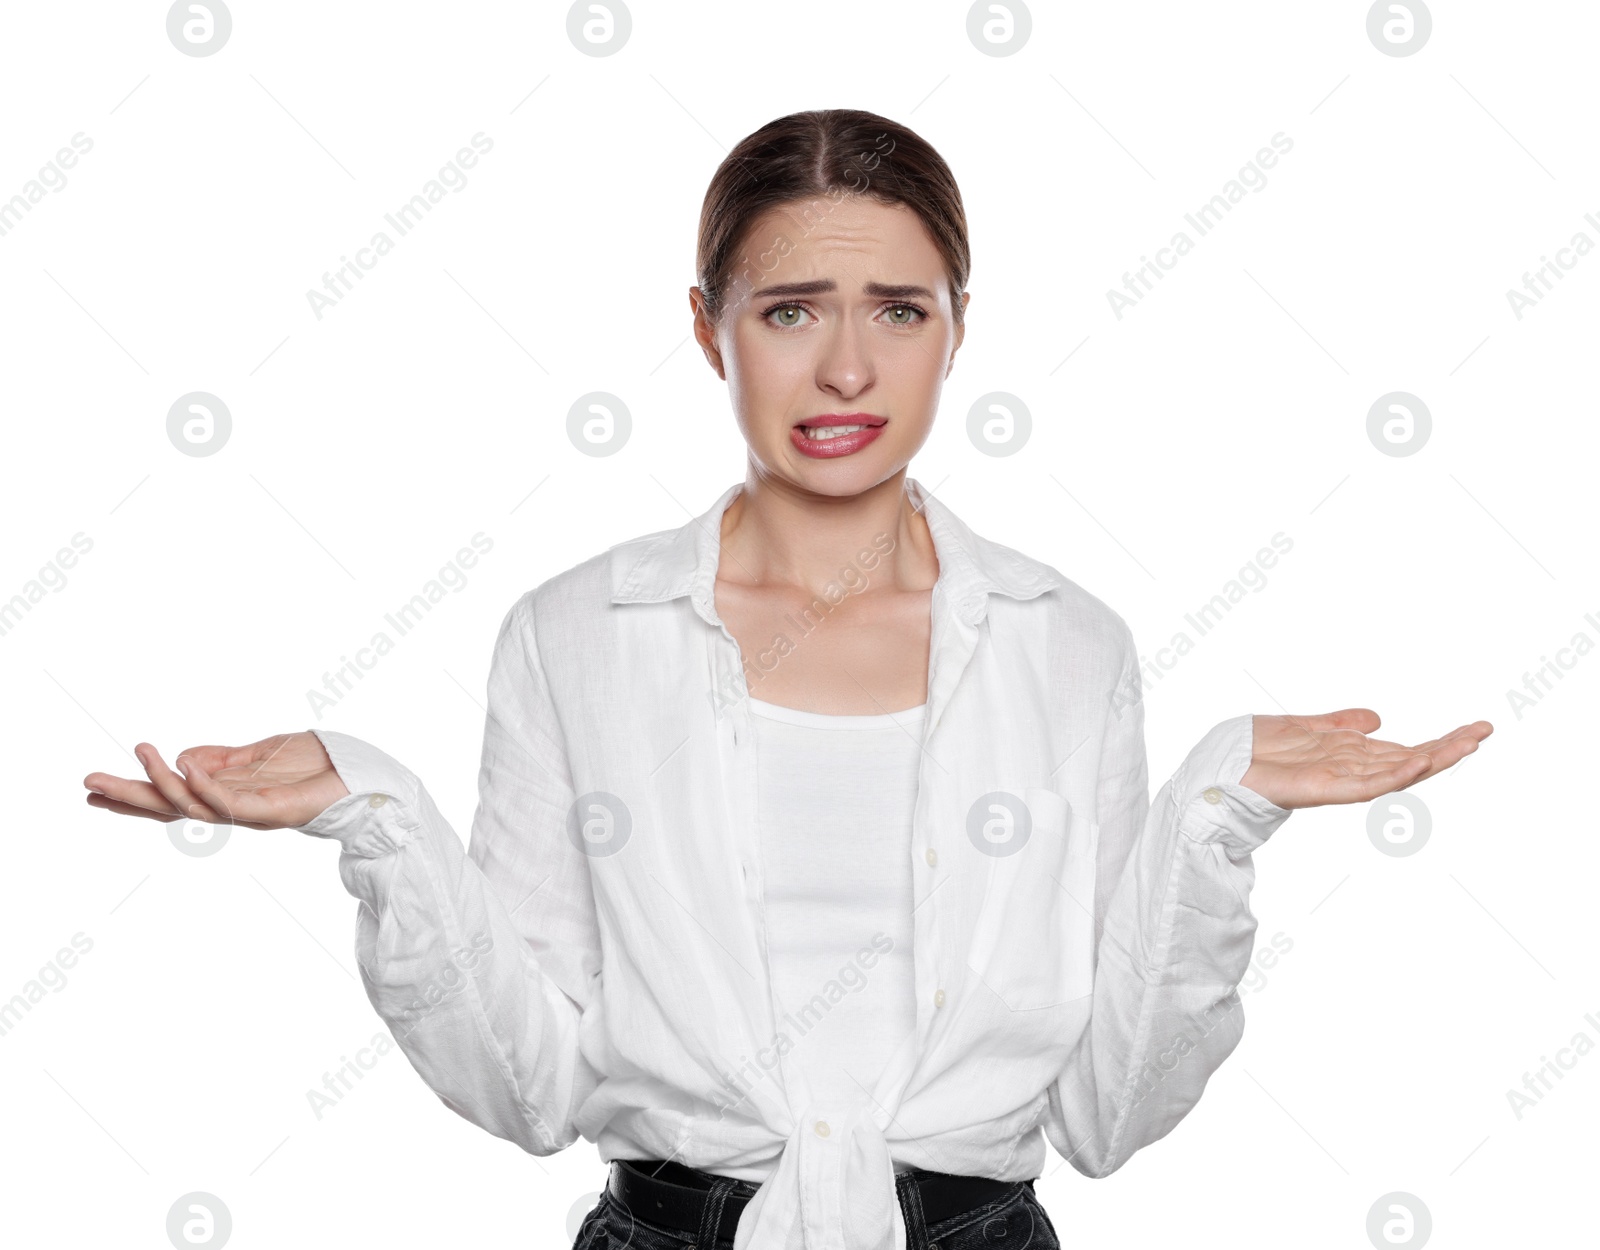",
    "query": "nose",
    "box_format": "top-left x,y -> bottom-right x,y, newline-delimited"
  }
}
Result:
814,317 -> 873,398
